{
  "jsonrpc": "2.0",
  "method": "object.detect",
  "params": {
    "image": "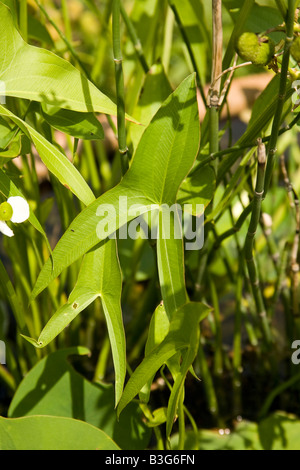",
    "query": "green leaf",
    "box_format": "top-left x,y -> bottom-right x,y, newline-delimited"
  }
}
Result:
0,133 -> 30,160
24,240 -> 126,405
0,105 -> 96,206
248,75 -> 281,129
0,416 -> 120,450
258,412 -> 300,450
127,73 -> 200,205
117,302 -> 210,419
31,74 -> 200,300
157,207 -> 188,317
165,302 -> 208,438
0,2 -> 118,116
31,187 -> 153,300
128,63 -> 172,151
8,347 -> 151,450
42,105 -> 104,140
243,5 -> 284,41
177,165 -> 215,214
139,302 -> 170,403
